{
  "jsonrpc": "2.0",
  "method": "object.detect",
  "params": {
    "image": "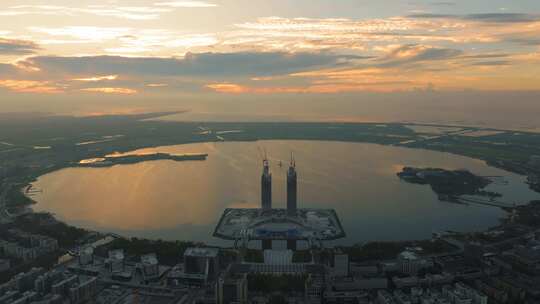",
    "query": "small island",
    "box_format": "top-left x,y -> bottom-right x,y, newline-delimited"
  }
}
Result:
76,152 -> 208,167
397,167 -> 502,203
